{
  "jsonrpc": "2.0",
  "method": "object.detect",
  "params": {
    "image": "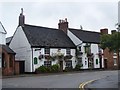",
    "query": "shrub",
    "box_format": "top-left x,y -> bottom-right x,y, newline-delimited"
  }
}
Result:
51,64 -> 60,72
64,66 -> 73,72
75,64 -> 82,71
35,65 -> 48,73
35,64 -> 60,73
